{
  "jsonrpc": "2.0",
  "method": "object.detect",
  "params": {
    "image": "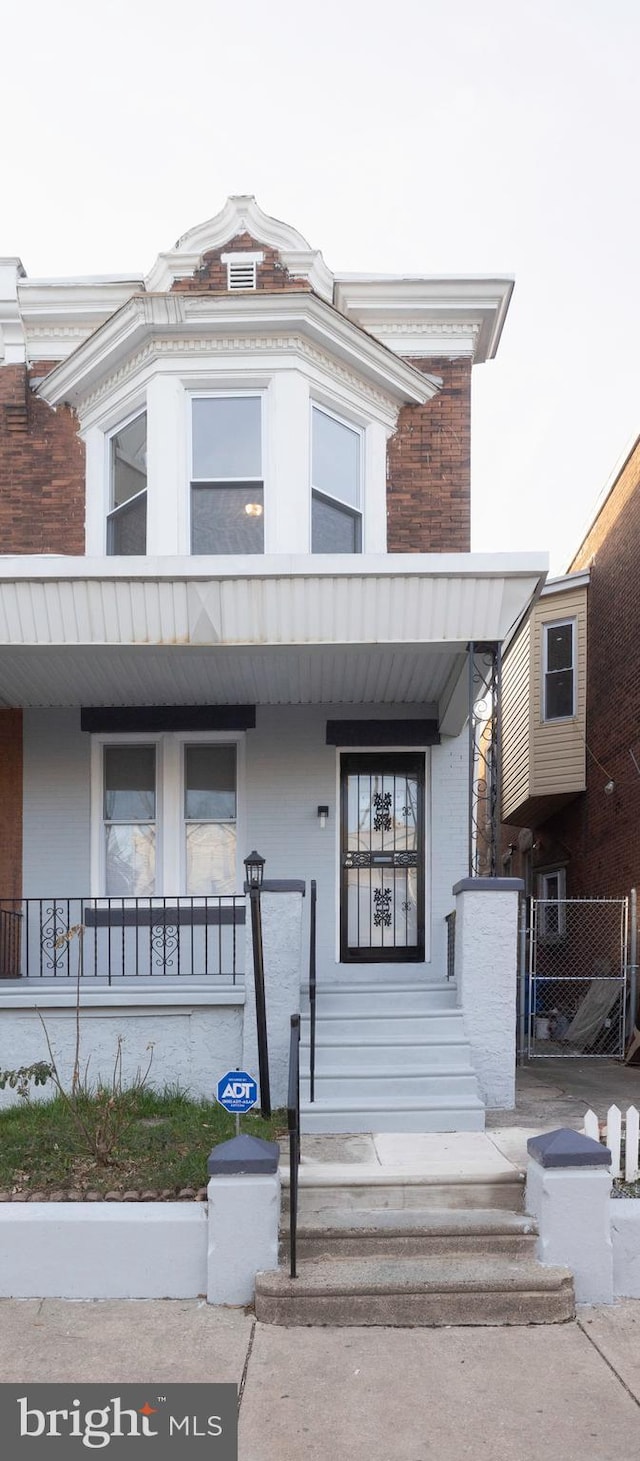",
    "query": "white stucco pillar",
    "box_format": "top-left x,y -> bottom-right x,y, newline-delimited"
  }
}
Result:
453,876 -> 523,1109
242,884 -> 305,1107
525,1128 -> 613,1305
207,1134 -> 280,1305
